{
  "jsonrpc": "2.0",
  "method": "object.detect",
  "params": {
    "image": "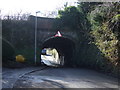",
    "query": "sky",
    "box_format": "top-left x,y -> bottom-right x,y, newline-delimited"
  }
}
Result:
0,0 -> 77,17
